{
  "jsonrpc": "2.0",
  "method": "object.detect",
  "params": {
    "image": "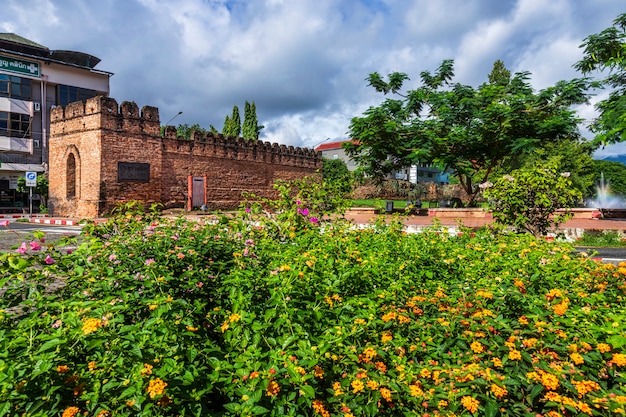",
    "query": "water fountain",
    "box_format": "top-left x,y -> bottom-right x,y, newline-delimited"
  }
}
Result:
587,173 -> 626,218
